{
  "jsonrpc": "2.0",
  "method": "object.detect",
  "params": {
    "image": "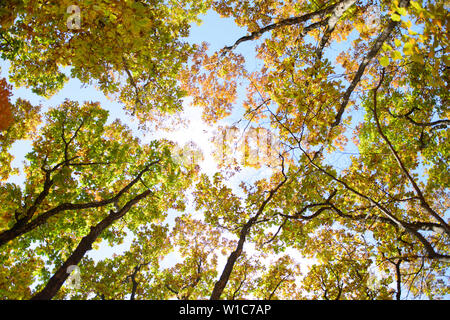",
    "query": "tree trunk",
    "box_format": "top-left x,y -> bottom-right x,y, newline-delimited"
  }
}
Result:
31,190 -> 150,300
